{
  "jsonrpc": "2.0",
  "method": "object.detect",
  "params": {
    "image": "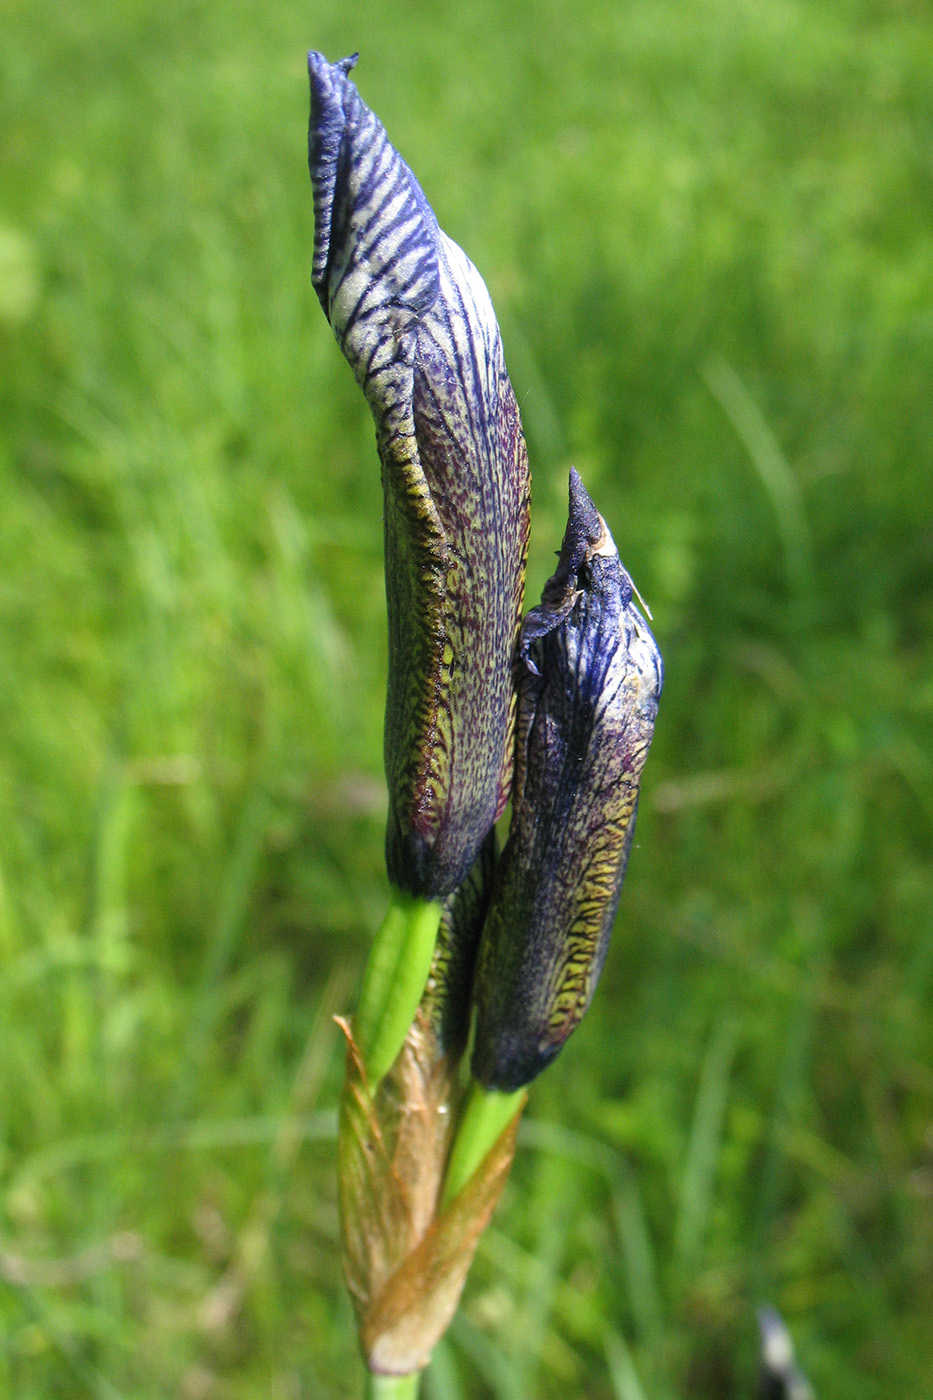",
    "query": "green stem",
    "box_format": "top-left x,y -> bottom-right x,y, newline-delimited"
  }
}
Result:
354,887 -> 441,1087
364,1371 -> 421,1400
441,1079 -> 526,1207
